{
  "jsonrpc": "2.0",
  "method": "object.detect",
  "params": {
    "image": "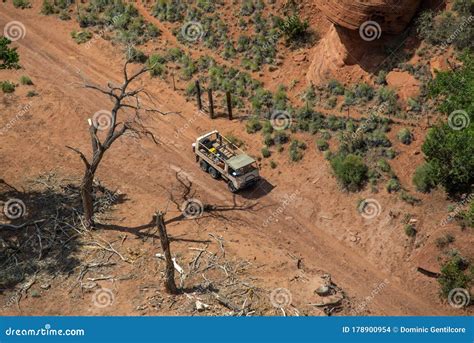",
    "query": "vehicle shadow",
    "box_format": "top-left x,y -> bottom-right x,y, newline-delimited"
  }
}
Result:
238,178 -> 275,200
